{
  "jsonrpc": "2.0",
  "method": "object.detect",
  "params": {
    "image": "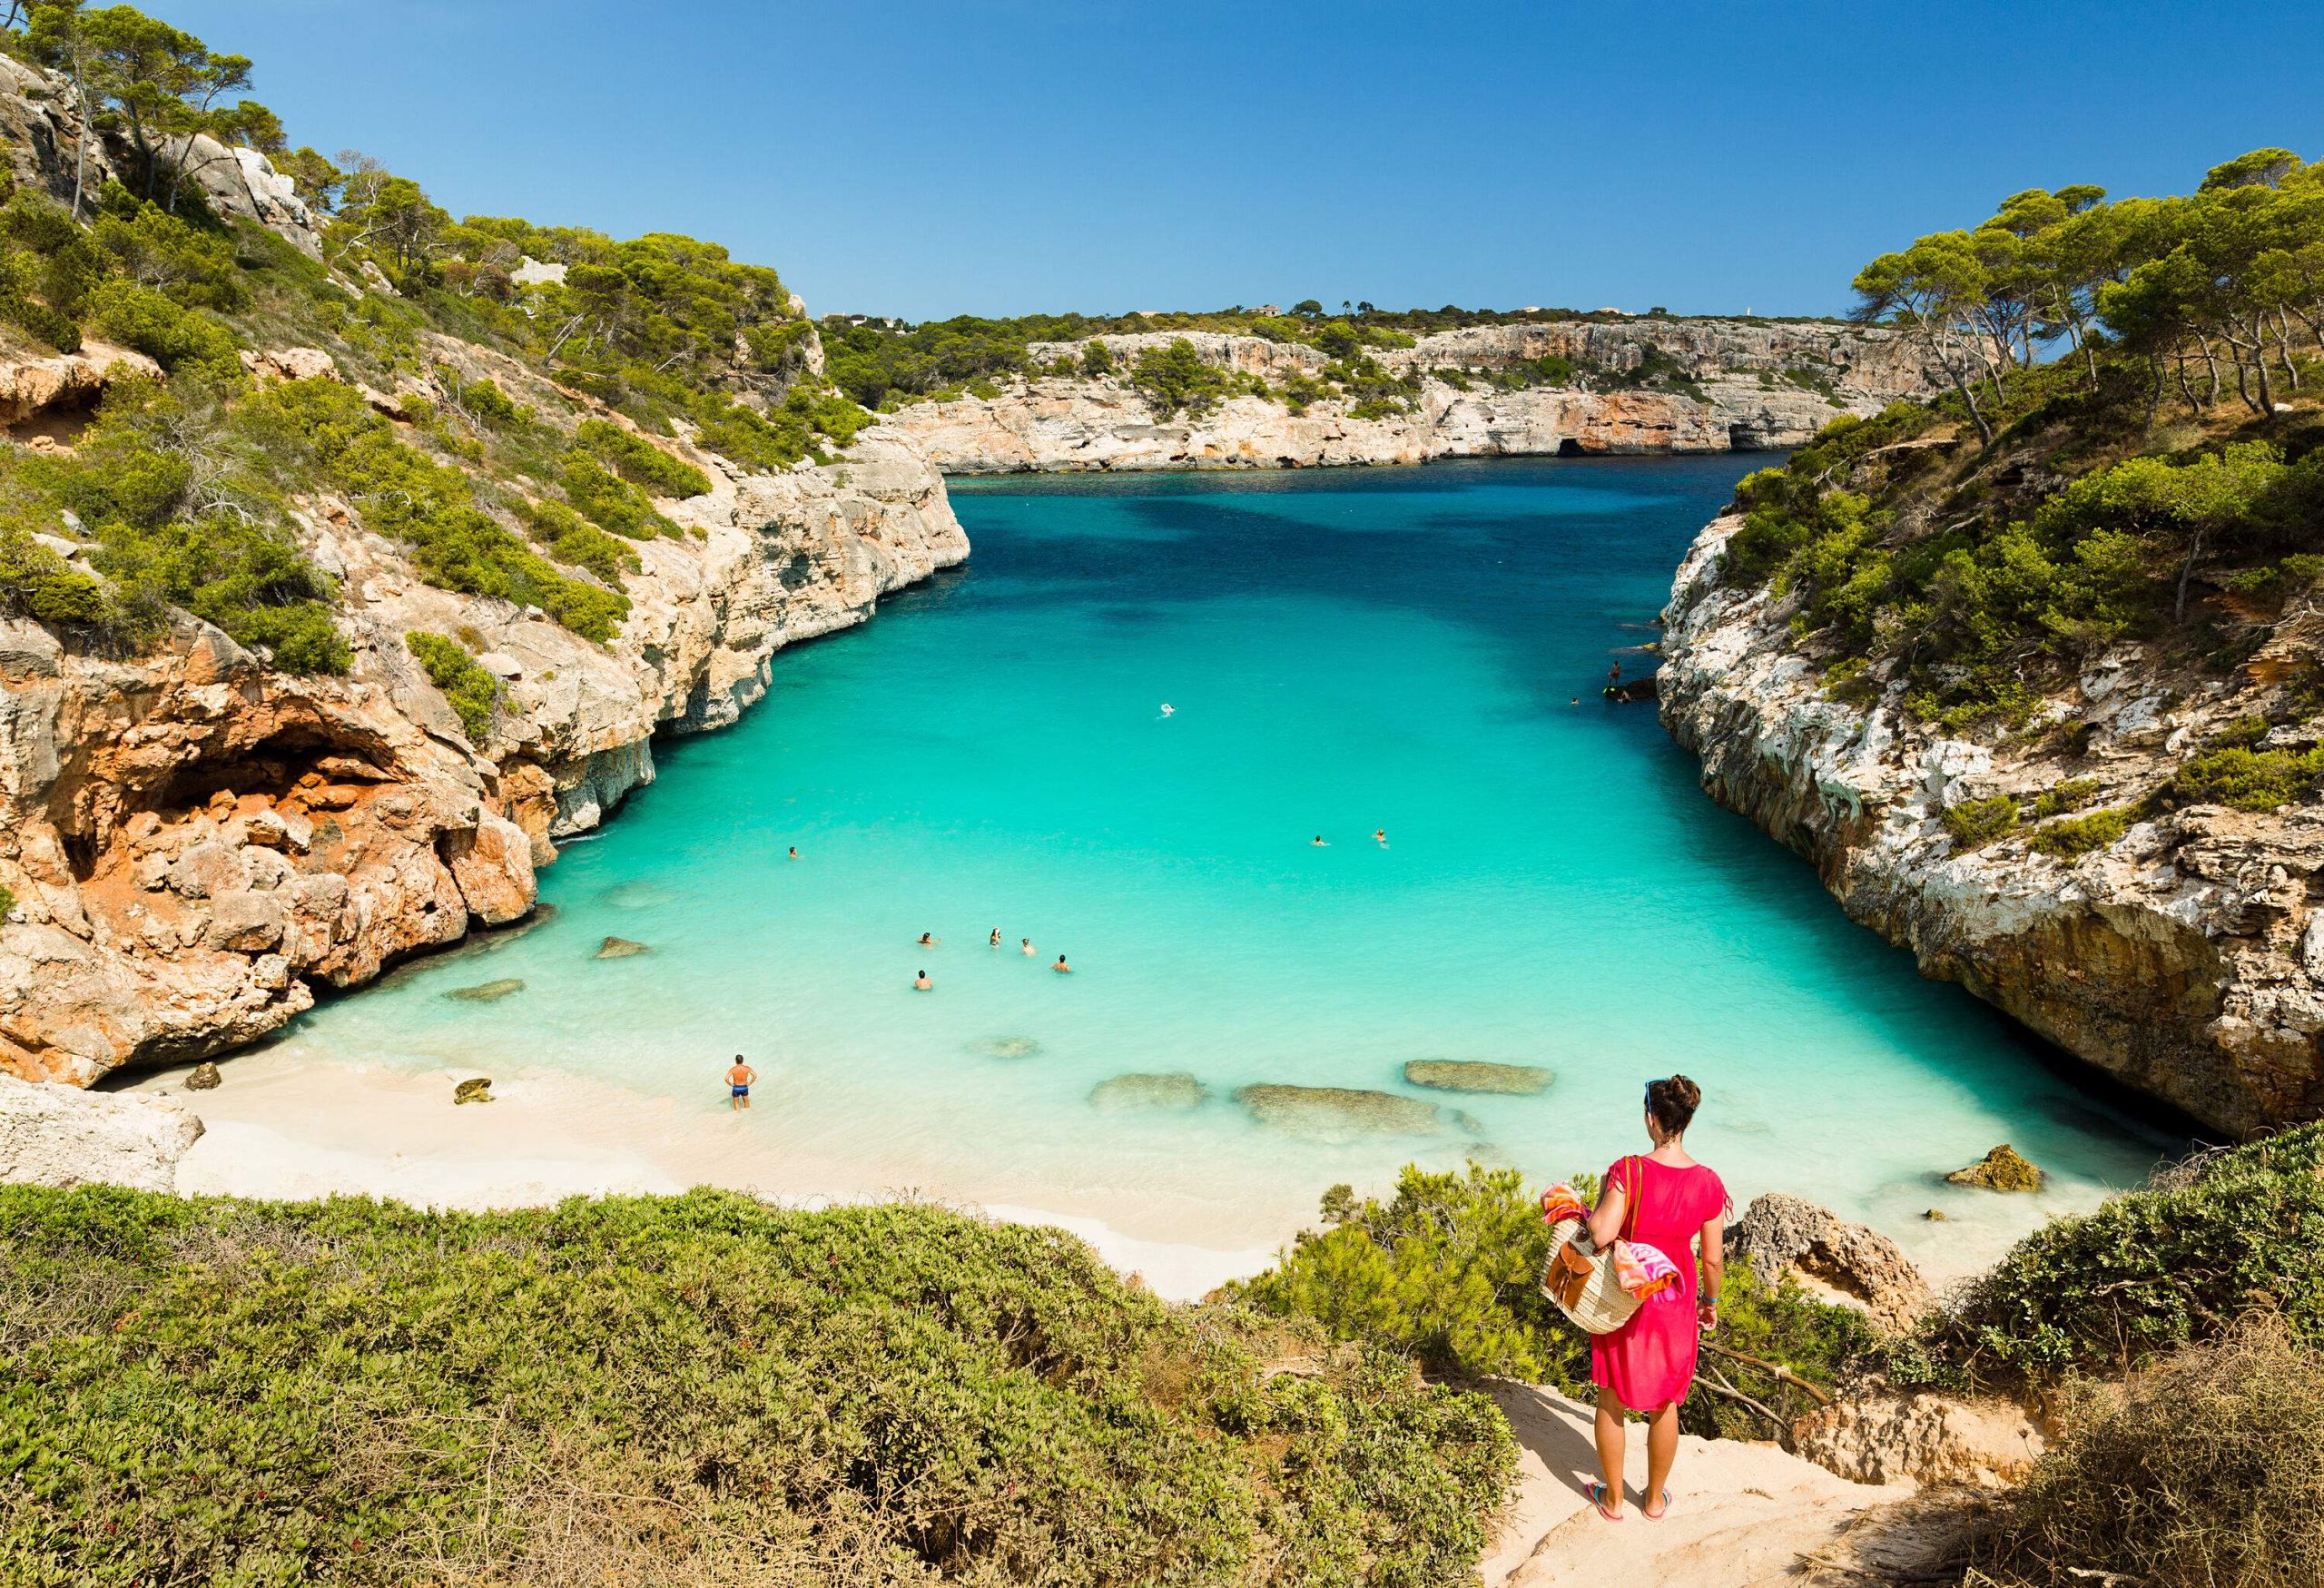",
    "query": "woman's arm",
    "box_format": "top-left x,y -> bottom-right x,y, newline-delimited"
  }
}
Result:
1585,1175 -> 1628,1249
1697,1208 -> 1726,1327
